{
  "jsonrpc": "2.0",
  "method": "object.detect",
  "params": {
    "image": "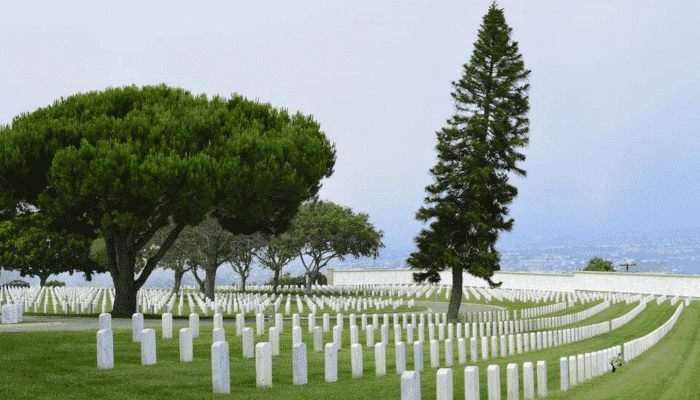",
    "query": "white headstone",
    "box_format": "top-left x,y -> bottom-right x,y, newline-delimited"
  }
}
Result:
242,327 -> 254,359
140,328 -> 156,365
307,313 -> 314,333
375,342 -> 387,376
269,326 -> 279,356
396,342 -> 406,374
444,339 -> 453,367
351,325 -> 359,345
325,343 -> 338,382
508,334 -> 515,356
161,312 -> 173,340
414,341 -> 424,372
211,341 -> 230,394
430,340 -> 440,368
132,313 -> 144,342
481,336 -> 488,360
458,338 -> 466,365
487,365 -> 501,400
507,363 -> 519,399
568,355 -> 577,387
190,313 -> 200,339
537,360 -> 547,397
585,353 -> 592,380
577,354 -> 584,383
256,342 -> 272,388
236,313 -> 244,336
464,365 -> 479,400
401,370 -> 421,400
180,328 -> 193,362
99,313 -> 112,331
314,326 -> 323,353
436,368 -> 453,400
96,329 -> 114,370
523,362 -> 534,399
292,342 -> 308,385
214,313 -> 223,330
213,327 -> 225,344
293,326 -> 302,346
351,343 -> 363,378
367,325 -> 375,348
